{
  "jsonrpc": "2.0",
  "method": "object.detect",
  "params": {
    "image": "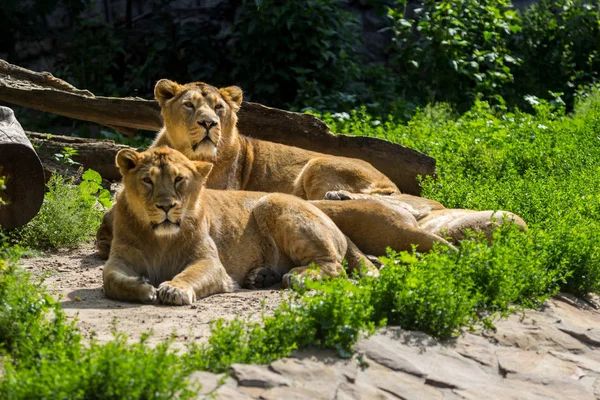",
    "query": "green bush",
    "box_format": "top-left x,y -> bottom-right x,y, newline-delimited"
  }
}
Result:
228,0 -> 362,109
508,0 -> 600,108
11,171 -> 108,250
388,0 -> 521,109
320,88 -> 600,296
